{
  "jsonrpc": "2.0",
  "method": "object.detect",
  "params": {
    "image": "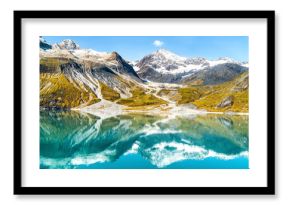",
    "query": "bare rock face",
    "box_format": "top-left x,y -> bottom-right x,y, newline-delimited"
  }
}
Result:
182,63 -> 248,85
40,37 -> 52,50
105,51 -> 141,80
233,73 -> 249,91
217,96 -> 234,108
